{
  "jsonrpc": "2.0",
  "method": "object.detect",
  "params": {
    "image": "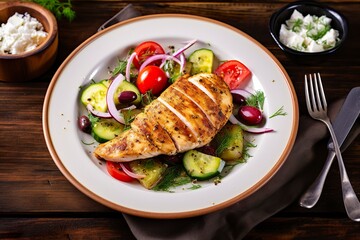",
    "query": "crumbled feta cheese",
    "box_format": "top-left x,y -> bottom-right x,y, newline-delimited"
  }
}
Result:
279,9 -> 340,52
0,12 -> 48,54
